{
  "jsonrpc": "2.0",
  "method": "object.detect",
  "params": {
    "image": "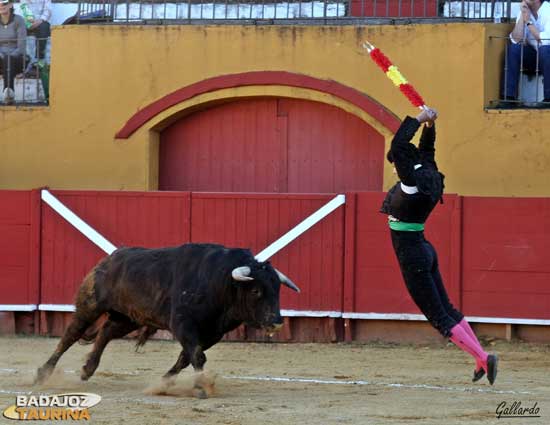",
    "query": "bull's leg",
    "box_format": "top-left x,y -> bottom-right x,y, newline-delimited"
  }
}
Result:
171,328 -> 207,373
36,266 -> 106,384
171,327 -> 210,398
190,346 -> 207,371
81,313 -> 138,381
35,315 -> 100,384
162,349 -> 190,380
189,347 -> 210,399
